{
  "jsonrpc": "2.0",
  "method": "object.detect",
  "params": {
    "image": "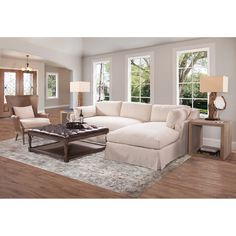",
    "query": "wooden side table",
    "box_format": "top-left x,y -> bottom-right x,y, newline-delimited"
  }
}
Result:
60,109 -> 74,124
189,119 -> 232,160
